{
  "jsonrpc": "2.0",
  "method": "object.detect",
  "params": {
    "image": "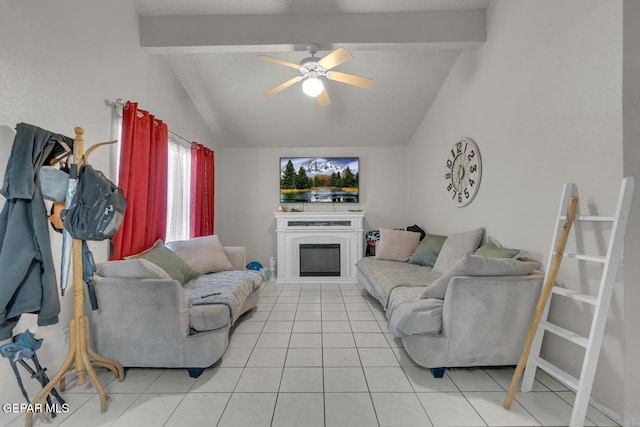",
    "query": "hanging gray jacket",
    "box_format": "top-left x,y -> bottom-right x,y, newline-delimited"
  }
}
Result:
0,123 -> 73,340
